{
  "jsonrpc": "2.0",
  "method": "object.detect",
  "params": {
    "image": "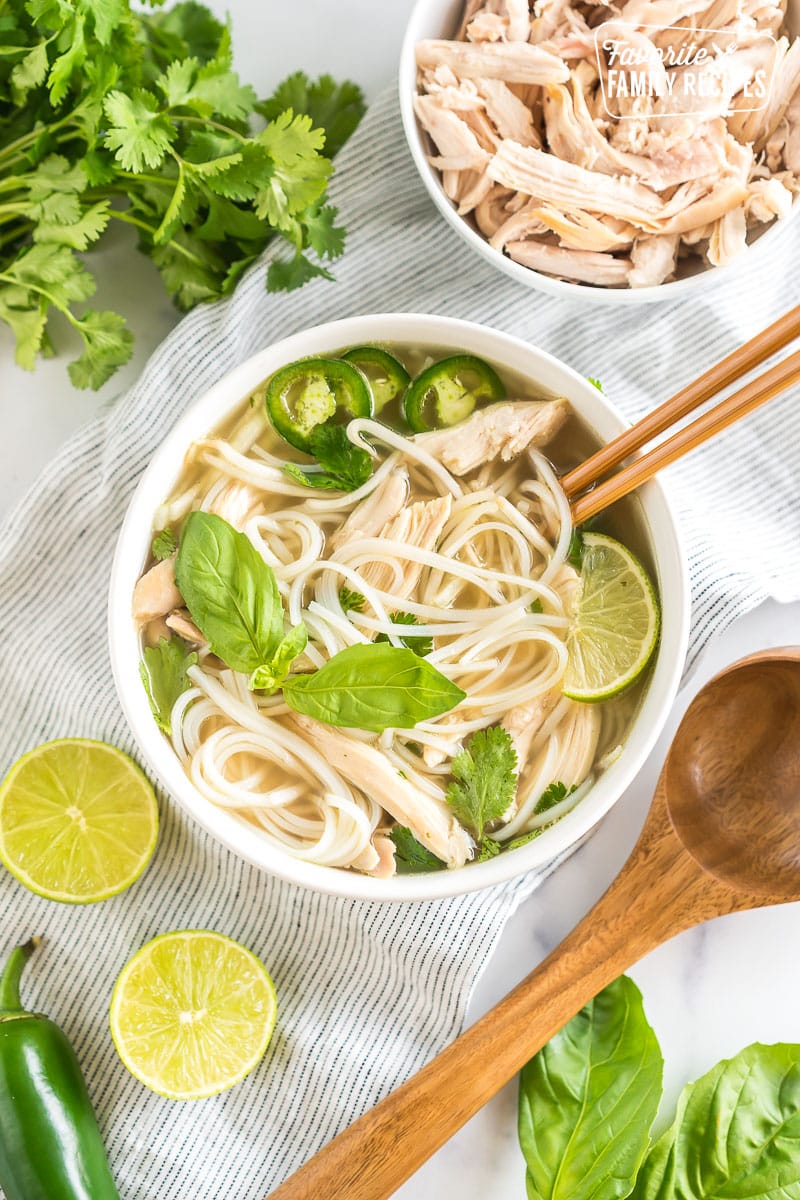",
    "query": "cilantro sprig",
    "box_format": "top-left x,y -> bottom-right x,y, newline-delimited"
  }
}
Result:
446,726 -> 518,842
284,423 -> 373,492
0,0 -> 365,387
